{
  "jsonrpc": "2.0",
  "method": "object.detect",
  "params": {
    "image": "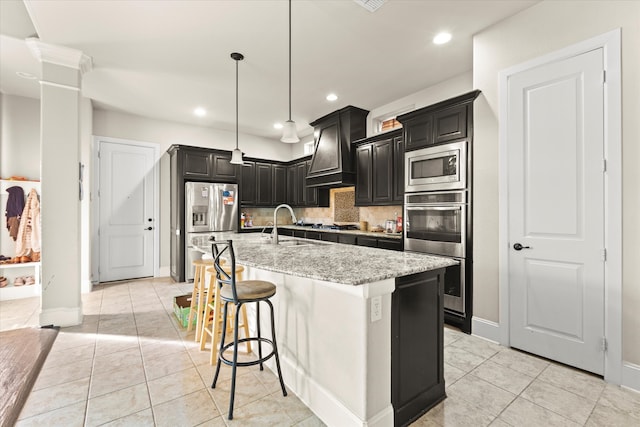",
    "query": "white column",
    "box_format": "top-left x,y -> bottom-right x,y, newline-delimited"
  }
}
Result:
27,39 -> 92,327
